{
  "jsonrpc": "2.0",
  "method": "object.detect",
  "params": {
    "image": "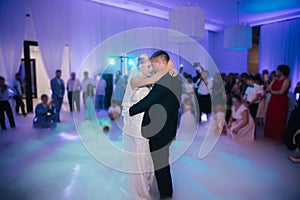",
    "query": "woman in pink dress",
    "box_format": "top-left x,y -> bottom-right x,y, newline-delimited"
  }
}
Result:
264,65 -> 291,143
227,95 -> 255,142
